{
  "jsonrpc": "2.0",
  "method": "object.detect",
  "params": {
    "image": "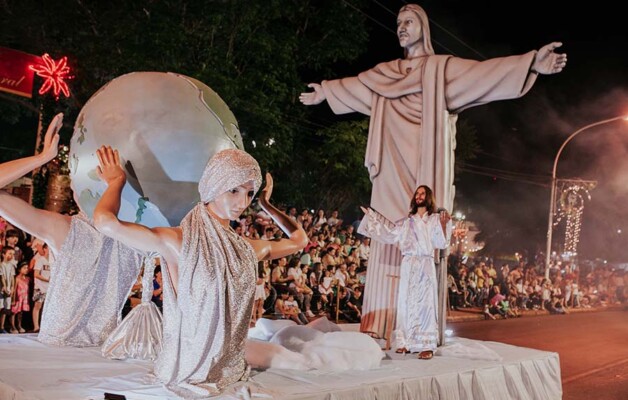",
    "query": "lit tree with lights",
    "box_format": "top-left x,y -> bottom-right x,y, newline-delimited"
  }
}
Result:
553,179 -> 596,259
29,53 -> 73,210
